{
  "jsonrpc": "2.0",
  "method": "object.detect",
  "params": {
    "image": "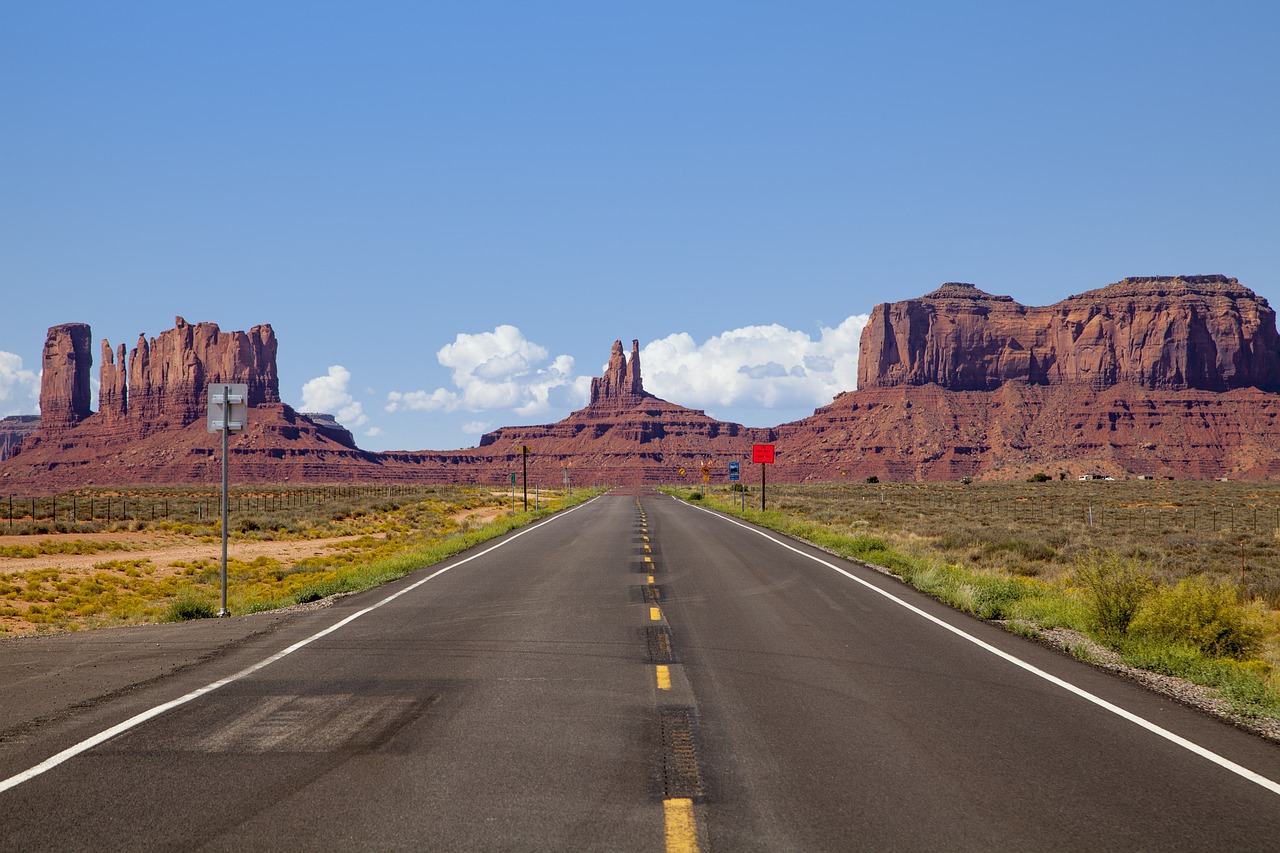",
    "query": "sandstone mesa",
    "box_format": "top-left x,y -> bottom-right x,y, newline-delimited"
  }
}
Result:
3,274 -> 1280,488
